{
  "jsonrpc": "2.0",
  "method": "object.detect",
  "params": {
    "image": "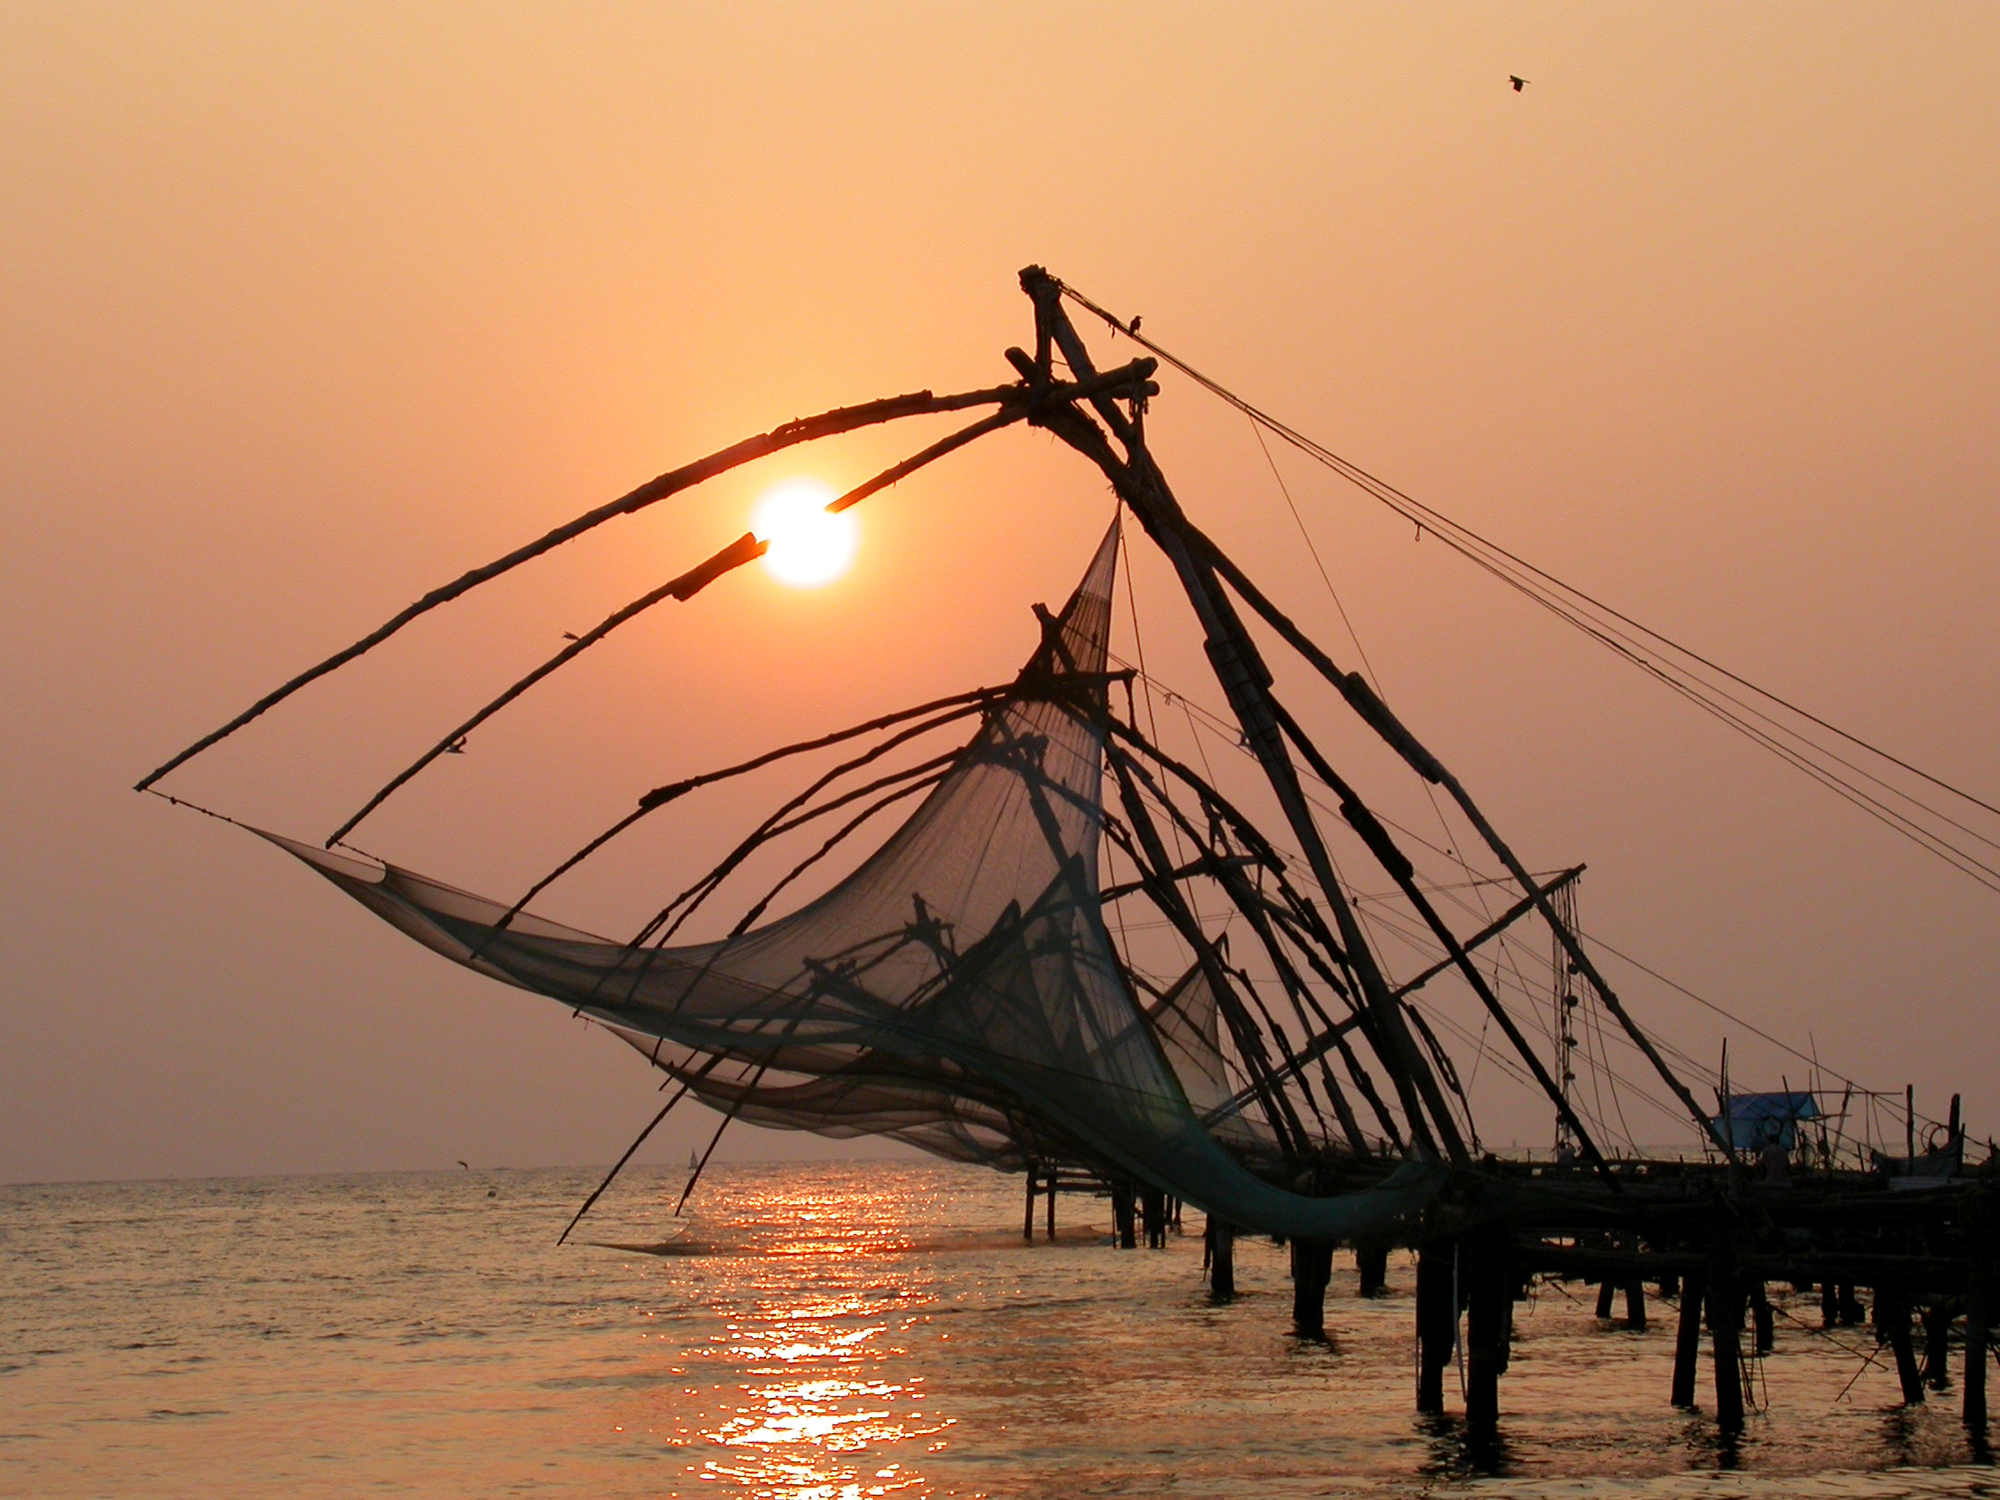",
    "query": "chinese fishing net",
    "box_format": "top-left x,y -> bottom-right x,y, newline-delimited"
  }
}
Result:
261,519 -> 1436,1239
